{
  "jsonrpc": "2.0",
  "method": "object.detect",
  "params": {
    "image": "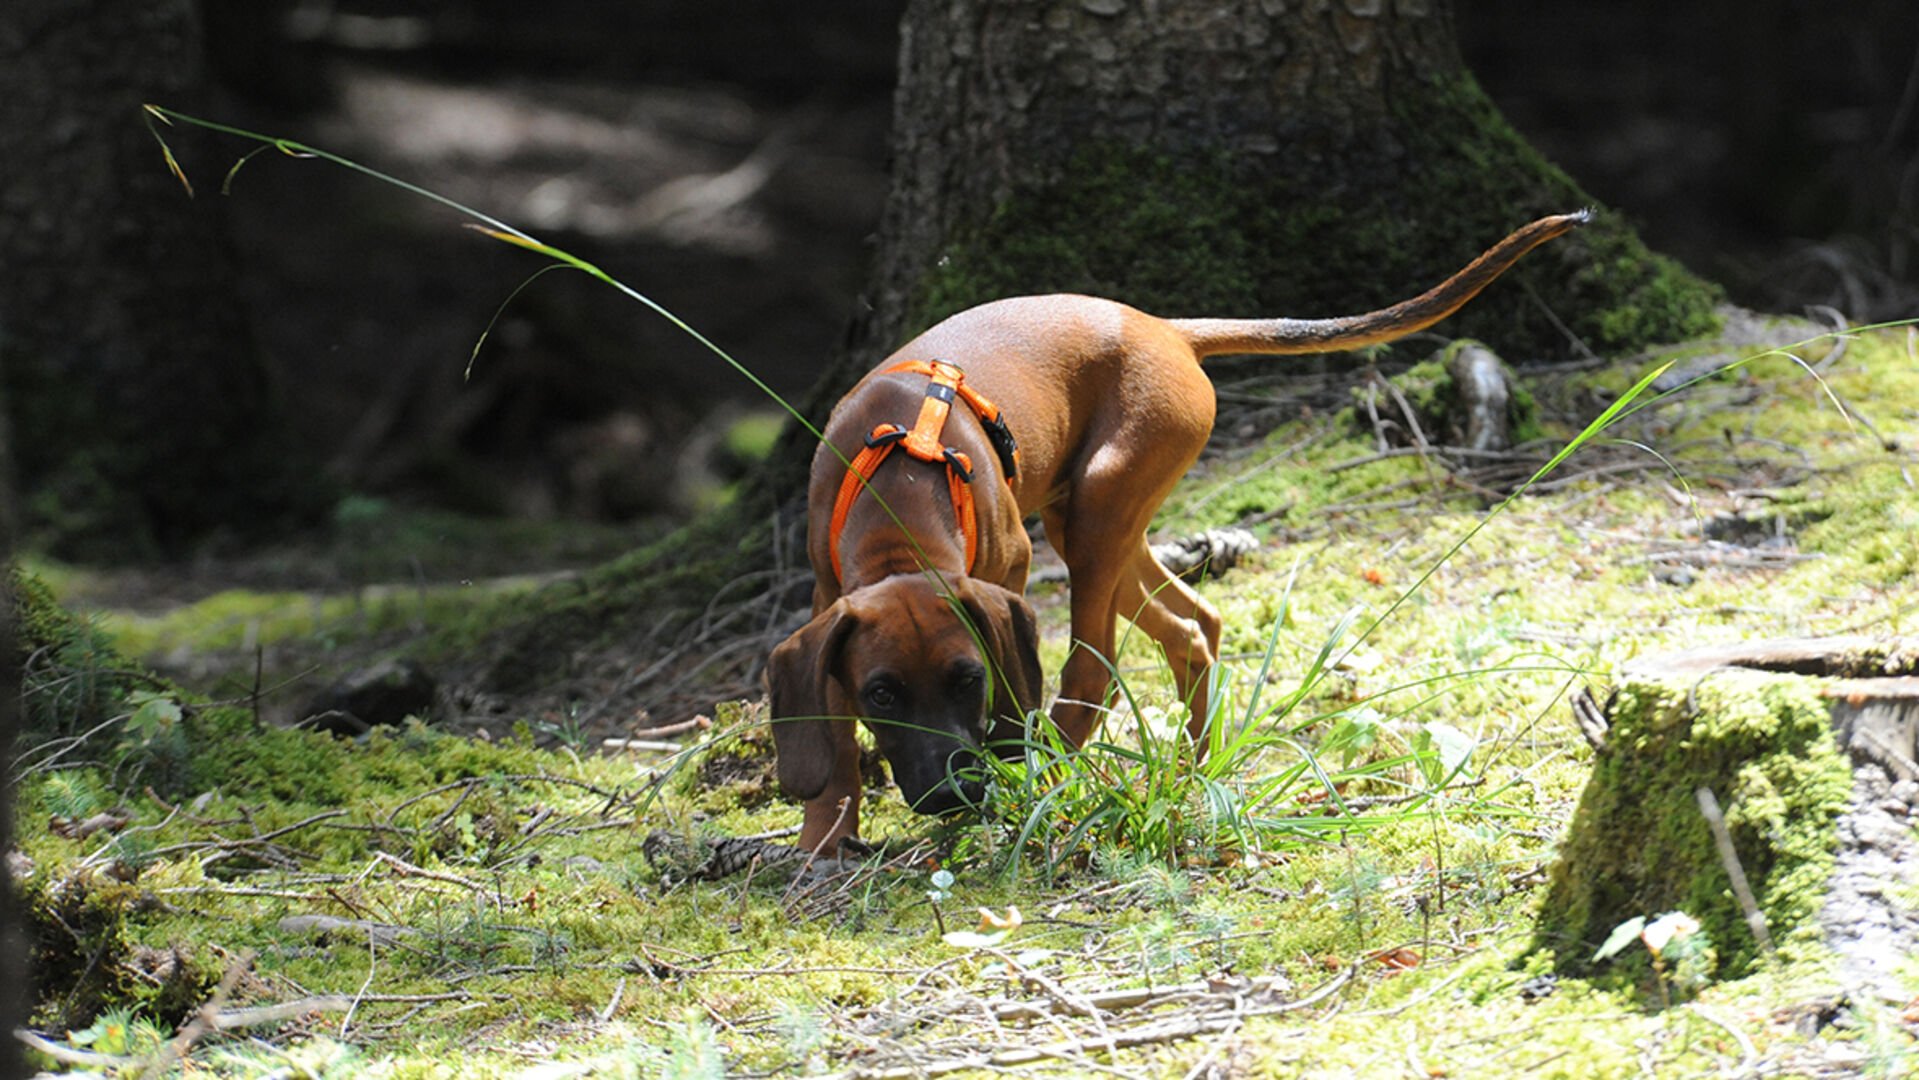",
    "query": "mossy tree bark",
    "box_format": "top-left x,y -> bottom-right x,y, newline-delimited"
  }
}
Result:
761,0 -> 1719,499
0,0 -> 316,559
0,373 -> 20,1080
